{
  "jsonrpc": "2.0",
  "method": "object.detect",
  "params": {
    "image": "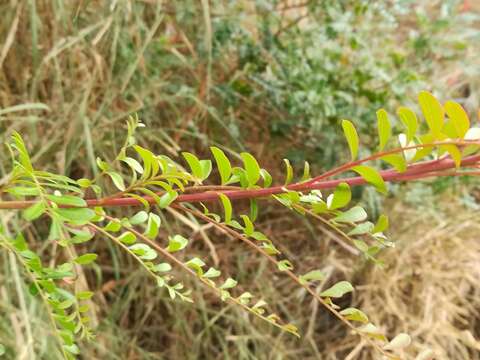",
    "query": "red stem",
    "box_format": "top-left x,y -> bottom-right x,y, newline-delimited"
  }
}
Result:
1,153 -> 479,210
